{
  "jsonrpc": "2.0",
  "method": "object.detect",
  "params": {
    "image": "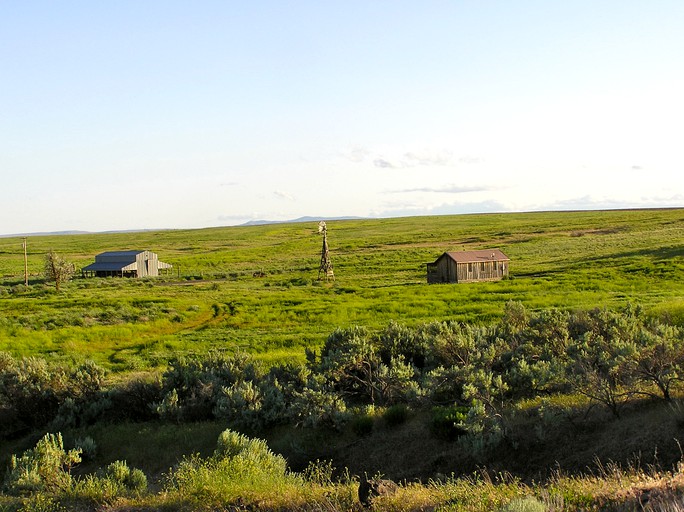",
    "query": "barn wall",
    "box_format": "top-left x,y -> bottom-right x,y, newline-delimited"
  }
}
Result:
427,263 -> 440,283
148,252 -> 159,277
135,251 -> 159,277
456,260 -> 508,282
427,255 -> 453,283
